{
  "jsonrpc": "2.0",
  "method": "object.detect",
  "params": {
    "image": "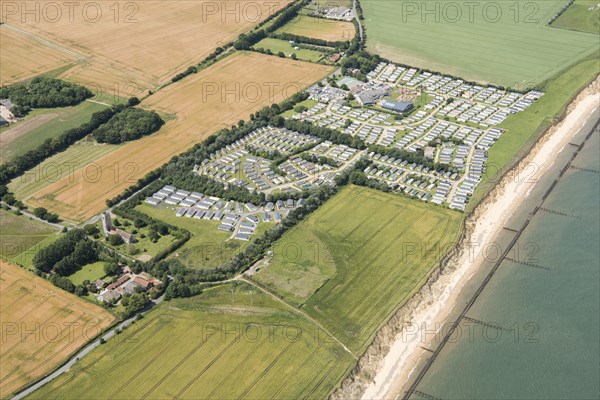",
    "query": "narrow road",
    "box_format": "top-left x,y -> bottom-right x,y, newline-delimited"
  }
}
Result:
3,203 -> 65,231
